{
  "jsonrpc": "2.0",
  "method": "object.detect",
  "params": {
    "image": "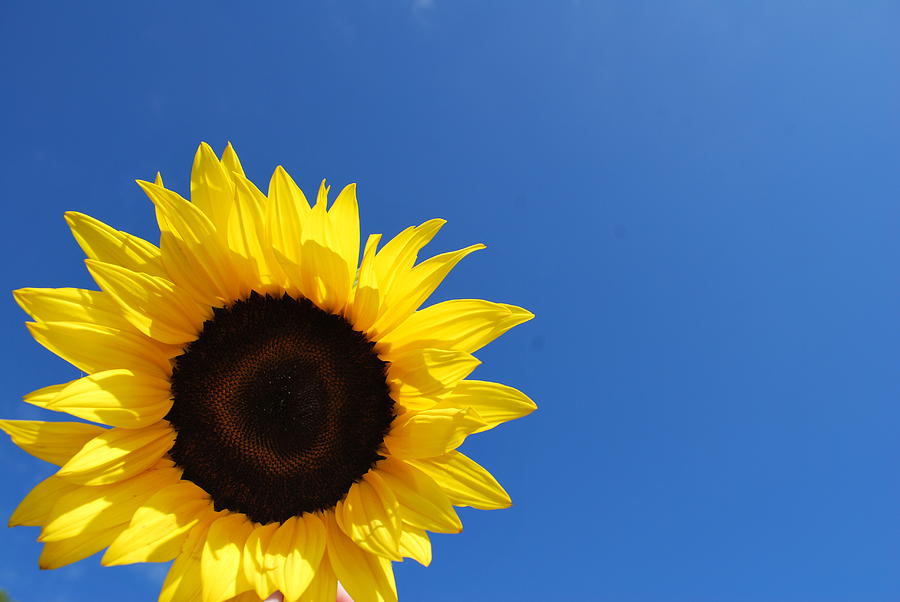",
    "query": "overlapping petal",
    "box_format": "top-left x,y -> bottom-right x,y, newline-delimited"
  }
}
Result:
376,458 -> 461,533
385,348 -> 480,407
433,380 -> 537,433
103,479 -> 215,565
335,472 -> 403,561
159,513 -> 218,602
9,475 -> 80,527
86,259 -> 207,344
57,420 -> 175,485
41,369 -> 173,428
40,461 -> 180,542
27,320 -> 177,378
15,287 -> 144,333
140,180 -> 240,306
378,299 -> 533,355
383,408 -> 486,459
408,451 -> 512,510
264,513 -> 327,601
0,420 -> 105,466
65,211 -> 166,278
201,513 -> 255,602
243,522 -> 280,599
325,513 -> 397,602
